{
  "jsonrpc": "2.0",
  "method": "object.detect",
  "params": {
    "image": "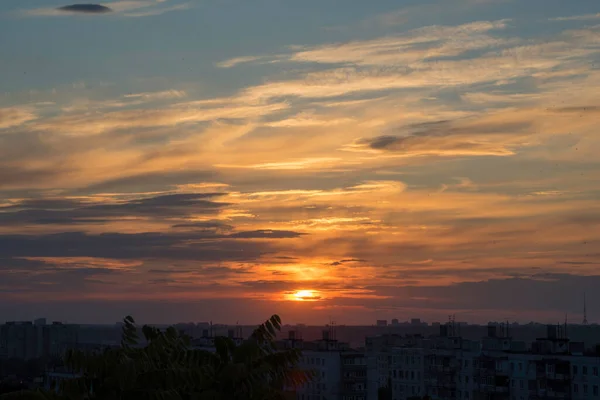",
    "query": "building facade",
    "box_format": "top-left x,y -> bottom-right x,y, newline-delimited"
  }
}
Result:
0,319 -> 79,360
366,324 -> 600,400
